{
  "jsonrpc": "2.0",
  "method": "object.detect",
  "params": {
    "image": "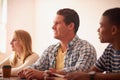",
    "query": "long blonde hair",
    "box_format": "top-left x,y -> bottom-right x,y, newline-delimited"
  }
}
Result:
10,30 -> 33,66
